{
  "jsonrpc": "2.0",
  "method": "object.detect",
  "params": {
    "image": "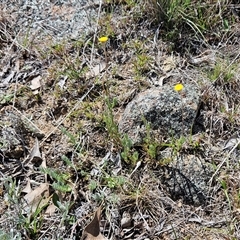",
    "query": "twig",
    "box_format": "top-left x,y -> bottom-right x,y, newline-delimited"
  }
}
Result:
209,138 -> 240,185
128,161 -> 141,179
90,0 -> 102,65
